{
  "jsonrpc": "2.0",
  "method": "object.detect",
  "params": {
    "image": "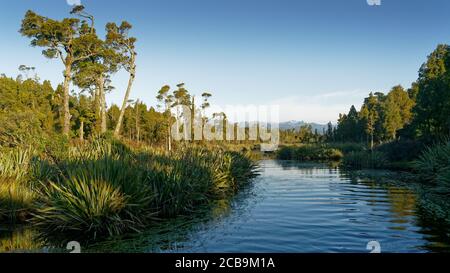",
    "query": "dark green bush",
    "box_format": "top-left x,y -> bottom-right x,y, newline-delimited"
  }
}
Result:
276,145 -> 343,161
342,151 -> 388,169
375,139 -> 424,162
